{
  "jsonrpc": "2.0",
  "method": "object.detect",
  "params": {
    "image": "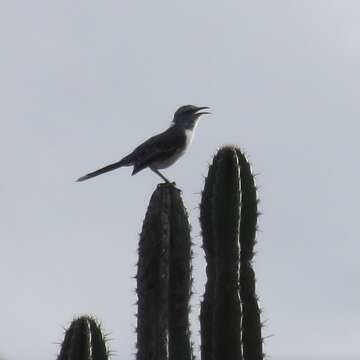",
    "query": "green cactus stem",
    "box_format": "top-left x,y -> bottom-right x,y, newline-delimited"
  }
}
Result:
200,145 -> 264,360
199,158 -> 218,360
57,316 -> 109,360
200,147 -> 243,360
236,149 -> 263,360
89,319 -> 109,360
136,183 -> 193,360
